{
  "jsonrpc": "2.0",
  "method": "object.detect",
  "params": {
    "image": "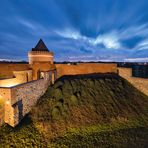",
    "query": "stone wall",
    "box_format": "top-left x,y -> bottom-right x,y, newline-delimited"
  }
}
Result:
0,96 -> 4,126
0,63 -> 30,78
0,70 -> 56,127
0,107 -> 4,126
56,63 -> 117,78
0,78 -> 19,87
118,68 -> 132,78
31,62 -> 56,80
11,79 -> 48,126
118,68 -> 148,96
28,51 -> 54,64
13,70 -> 33,82
0,70 -> 33,87
0,88 -> 13,125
